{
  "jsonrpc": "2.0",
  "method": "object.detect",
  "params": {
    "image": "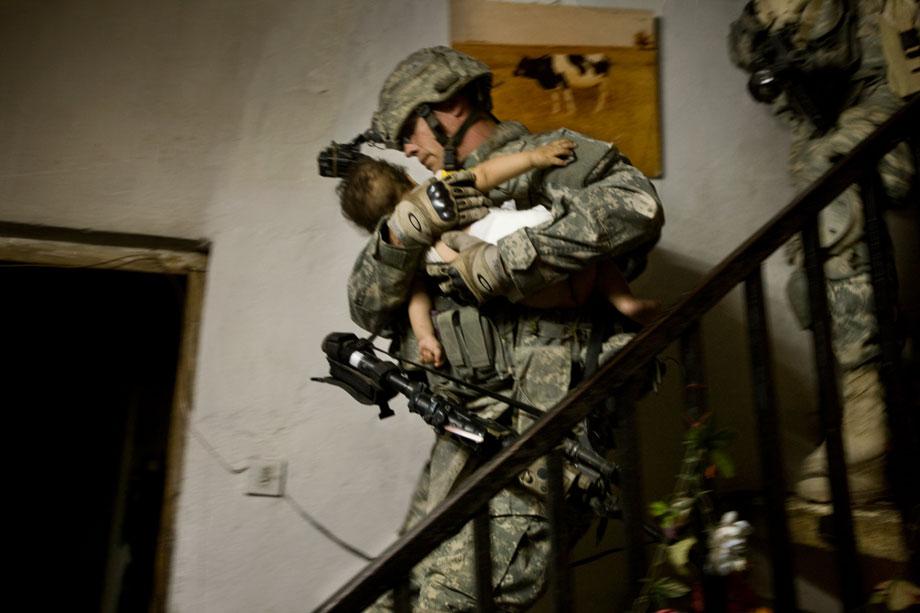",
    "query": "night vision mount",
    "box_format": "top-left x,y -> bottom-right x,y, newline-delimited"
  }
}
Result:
317,129 -> 382,179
